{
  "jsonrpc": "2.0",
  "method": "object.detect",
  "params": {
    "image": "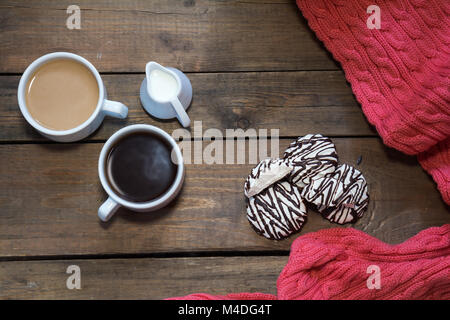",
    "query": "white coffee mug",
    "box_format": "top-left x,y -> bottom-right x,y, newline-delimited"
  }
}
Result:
18,52 -> 128,142
98,124 -> 185,222
140,61 -> 192,127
